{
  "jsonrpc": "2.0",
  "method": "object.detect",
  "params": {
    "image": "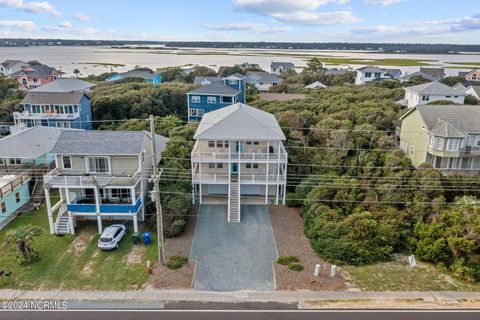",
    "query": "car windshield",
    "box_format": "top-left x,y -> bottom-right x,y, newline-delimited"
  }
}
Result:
100,237 -> 112,243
